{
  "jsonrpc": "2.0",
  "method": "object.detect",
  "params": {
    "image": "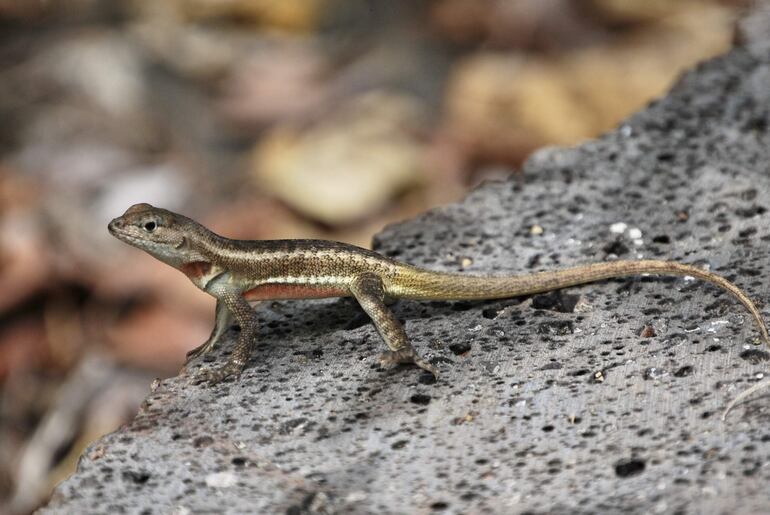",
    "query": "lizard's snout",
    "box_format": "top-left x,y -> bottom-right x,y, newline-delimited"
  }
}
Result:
108,217 -> 123,235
